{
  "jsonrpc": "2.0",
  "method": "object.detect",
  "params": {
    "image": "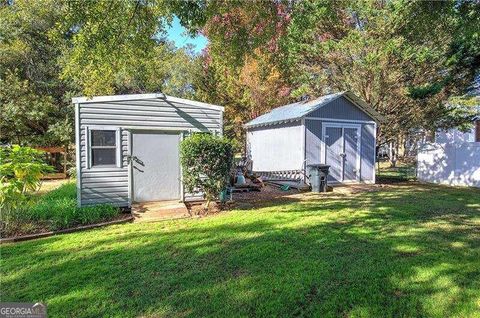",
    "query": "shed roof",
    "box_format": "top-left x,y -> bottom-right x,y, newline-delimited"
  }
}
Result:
245,91 -> 385,128
72,93 -> 224,112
